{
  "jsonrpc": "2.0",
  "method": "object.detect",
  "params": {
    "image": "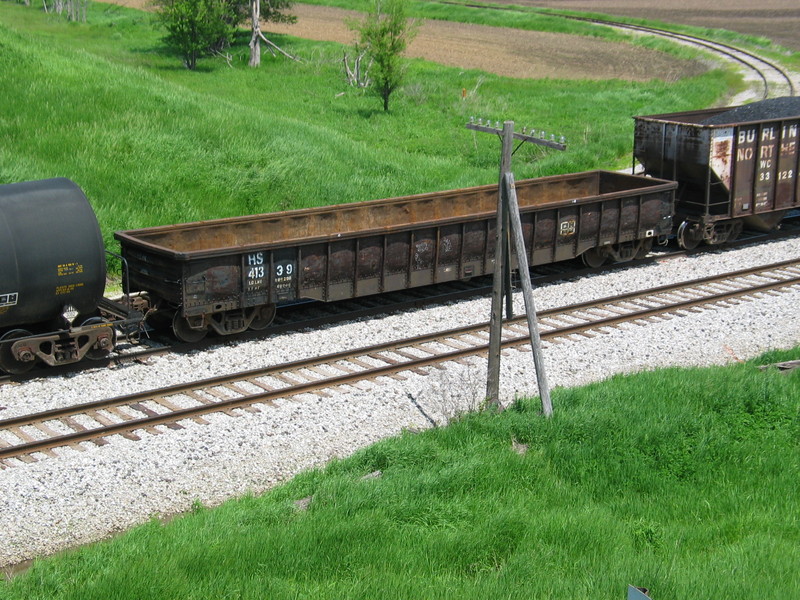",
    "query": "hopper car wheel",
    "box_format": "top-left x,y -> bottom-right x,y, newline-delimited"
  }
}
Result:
726,221 -> 743,244
581,247 -> 606,268
172,312 -> 208,344
0,329 -> 36,375
249,304 -> 277,331
81,317 -> 117,360
677,221 -> 703,250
